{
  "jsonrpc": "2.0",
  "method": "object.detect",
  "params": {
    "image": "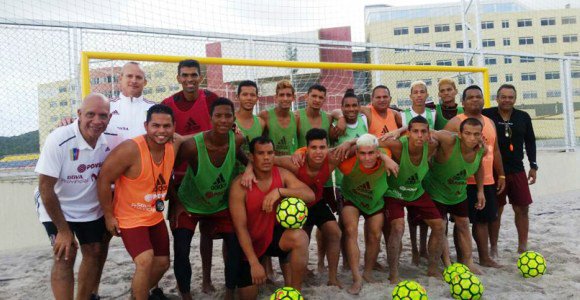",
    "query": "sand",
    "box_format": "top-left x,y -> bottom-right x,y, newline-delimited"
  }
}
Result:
1,189 -> 579,299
